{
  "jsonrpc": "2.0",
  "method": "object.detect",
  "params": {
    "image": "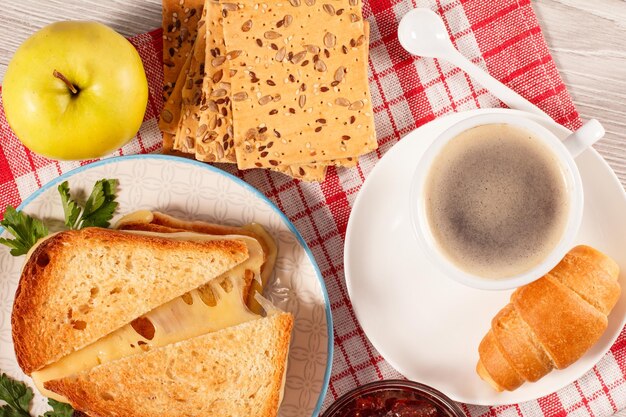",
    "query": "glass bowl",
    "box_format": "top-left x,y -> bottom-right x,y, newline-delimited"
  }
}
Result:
321,380 -> 466,417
